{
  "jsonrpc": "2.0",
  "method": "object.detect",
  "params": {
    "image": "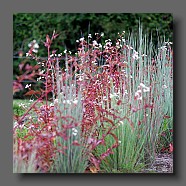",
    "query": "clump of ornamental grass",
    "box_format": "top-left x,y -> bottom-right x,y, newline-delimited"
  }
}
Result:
48,55 -> 90,173
75,28 -> 173,172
